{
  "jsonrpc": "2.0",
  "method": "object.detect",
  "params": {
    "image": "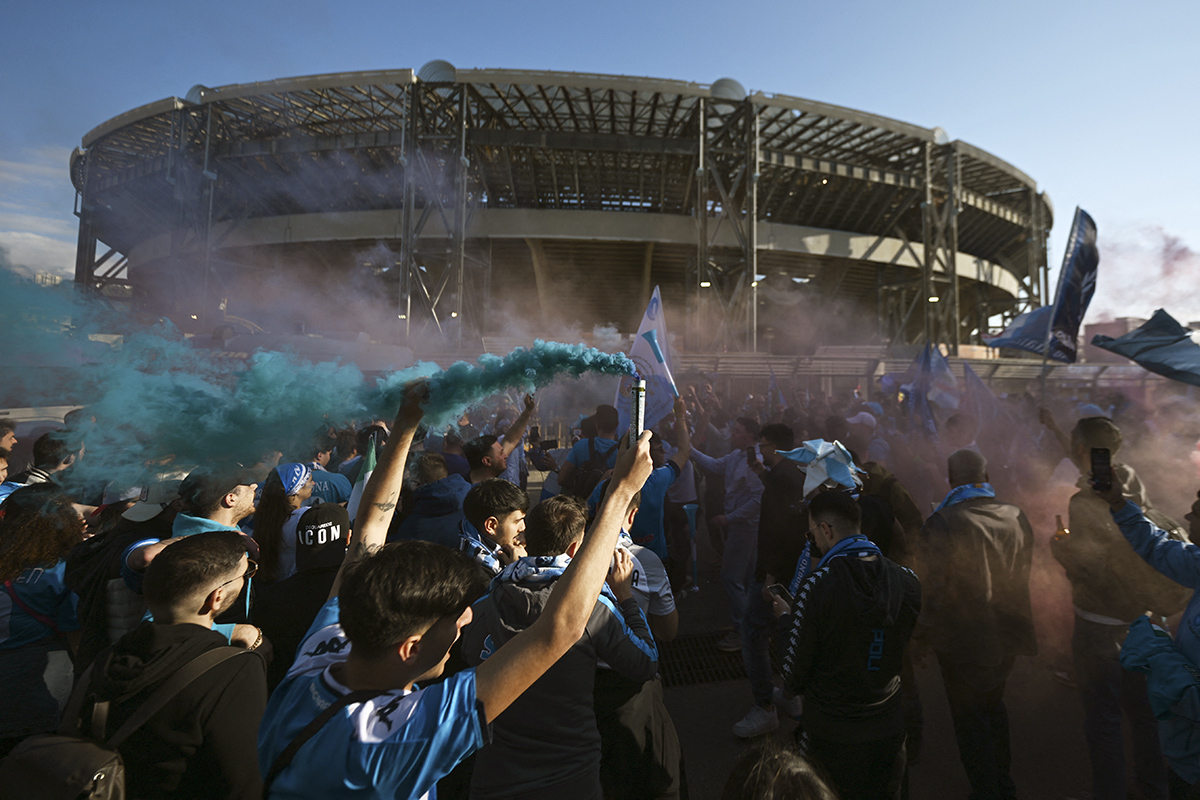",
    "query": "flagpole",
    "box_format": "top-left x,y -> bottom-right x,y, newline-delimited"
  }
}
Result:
1039,206 -> 1082,405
